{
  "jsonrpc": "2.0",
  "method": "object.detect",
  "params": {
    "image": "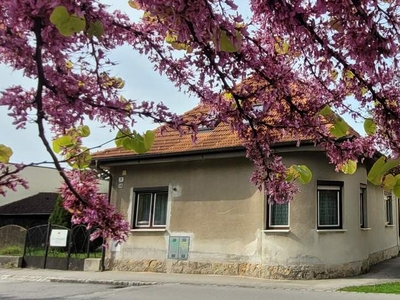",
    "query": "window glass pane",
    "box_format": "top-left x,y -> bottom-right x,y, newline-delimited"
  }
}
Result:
270,203 -> 288,226
153,193 -> 168,226
360,187 -> 367,228
137,193 -> 152,226
386,196 -> 393,225
319,190 -> 339,226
